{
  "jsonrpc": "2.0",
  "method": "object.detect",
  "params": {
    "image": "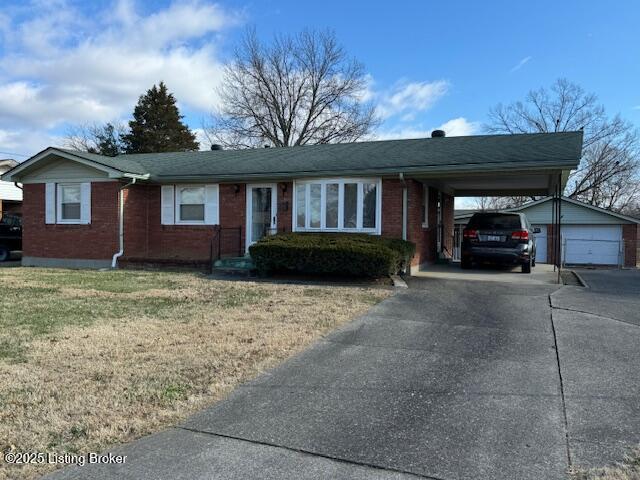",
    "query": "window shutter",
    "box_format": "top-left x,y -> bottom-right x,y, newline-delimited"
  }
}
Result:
80,182 -> 91,224
161,185 -> 175,225
45,183 -> 56,224
204,184 -> 219,225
